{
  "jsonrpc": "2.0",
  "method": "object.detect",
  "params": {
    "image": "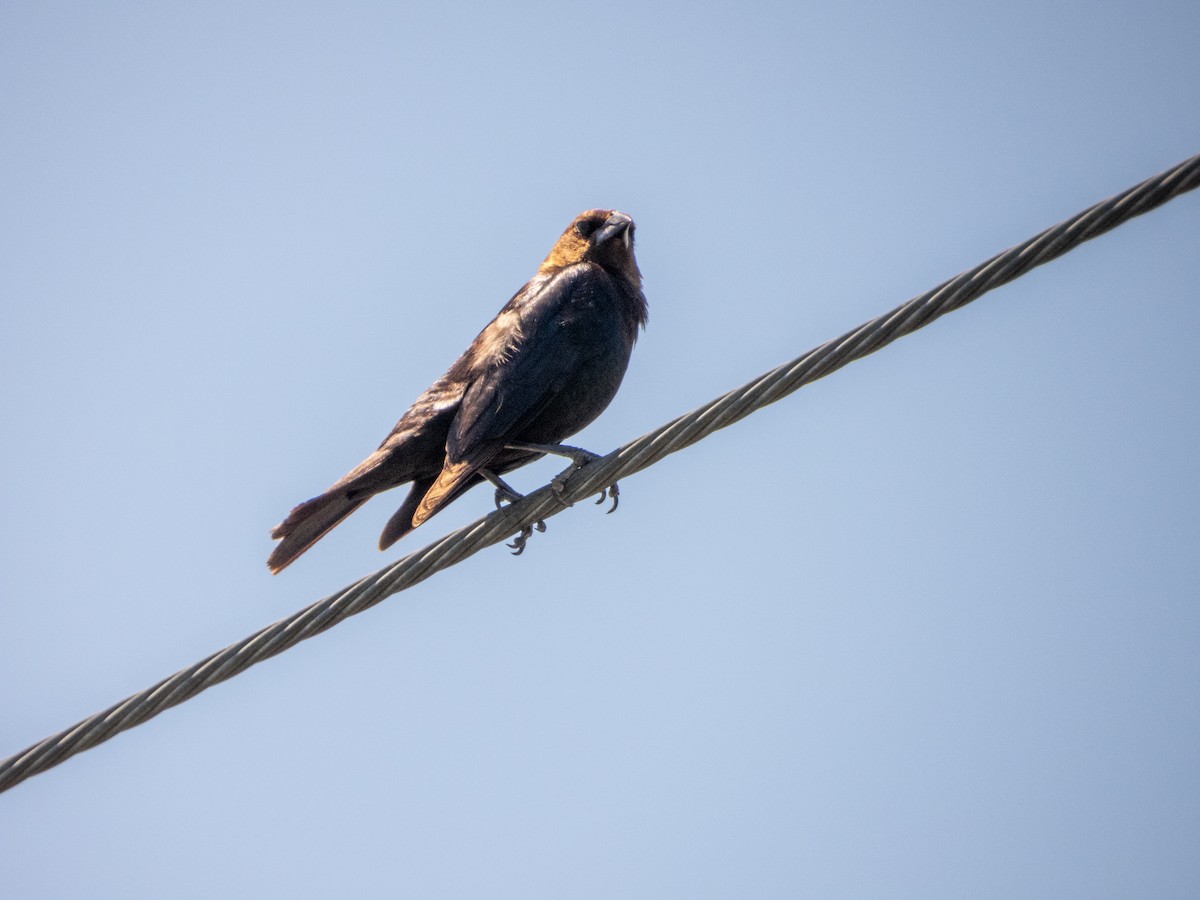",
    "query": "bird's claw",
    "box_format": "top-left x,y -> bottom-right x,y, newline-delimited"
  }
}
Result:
497,442 -> 620,555
507,519 -> 547,555
542,448 -> 618,513
550,471 -> 619,512
595,480 -> 620,513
